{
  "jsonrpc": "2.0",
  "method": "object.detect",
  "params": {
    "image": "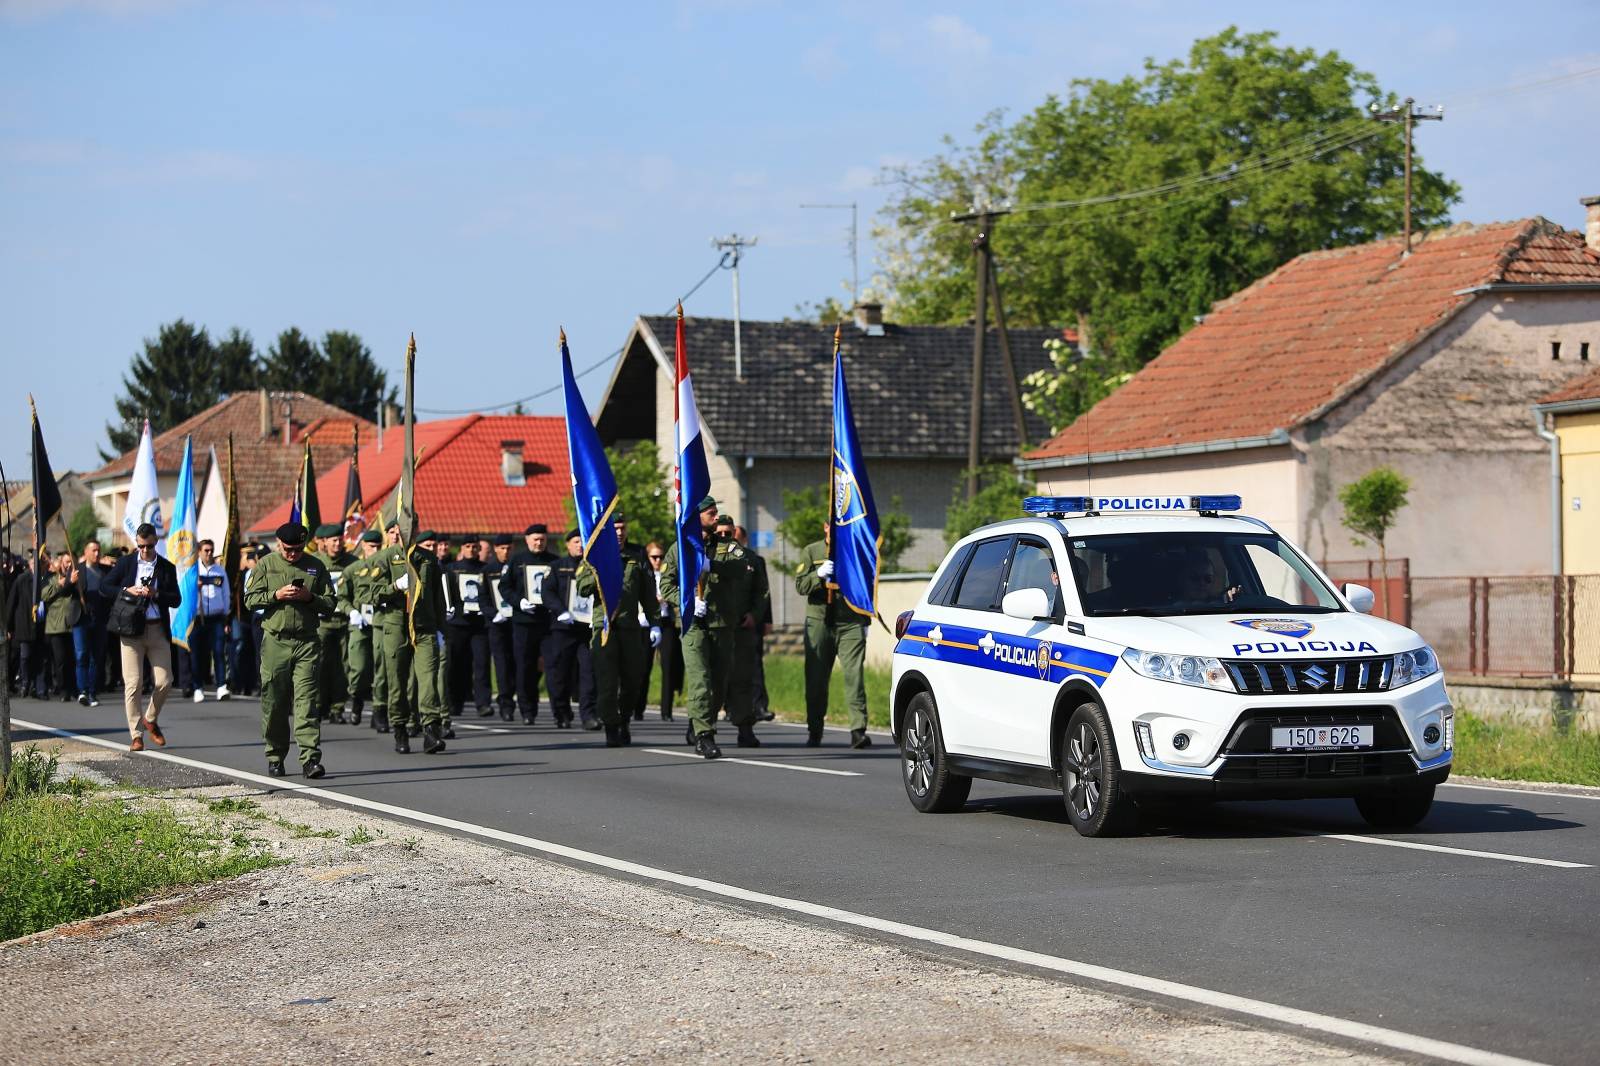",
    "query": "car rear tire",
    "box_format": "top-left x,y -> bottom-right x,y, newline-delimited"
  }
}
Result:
1061,702 -> 1139,837
900,692 -> 971,813
1354,785 -> 1435,829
